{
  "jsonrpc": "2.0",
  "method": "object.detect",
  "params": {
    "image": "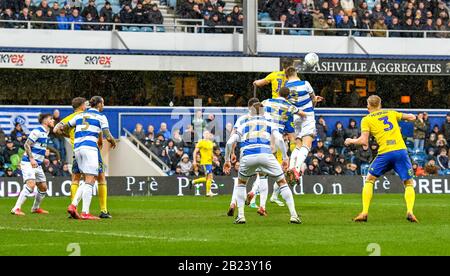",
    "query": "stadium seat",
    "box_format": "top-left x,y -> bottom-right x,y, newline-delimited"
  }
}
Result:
405,140 -> 414,152
141,27 -> 154,32
360,164 -> 370,175
411,154 -> 426,167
